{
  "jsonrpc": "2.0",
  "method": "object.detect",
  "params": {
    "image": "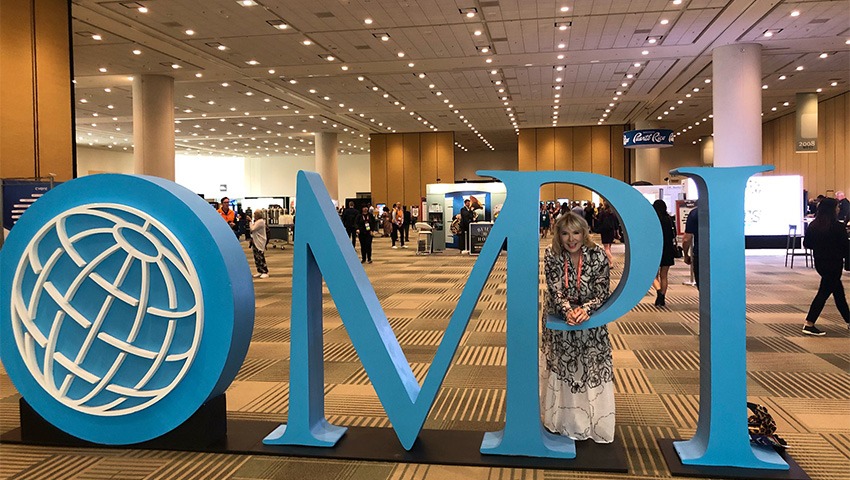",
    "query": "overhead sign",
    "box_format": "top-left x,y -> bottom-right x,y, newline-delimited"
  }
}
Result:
623,129 -> 674,149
